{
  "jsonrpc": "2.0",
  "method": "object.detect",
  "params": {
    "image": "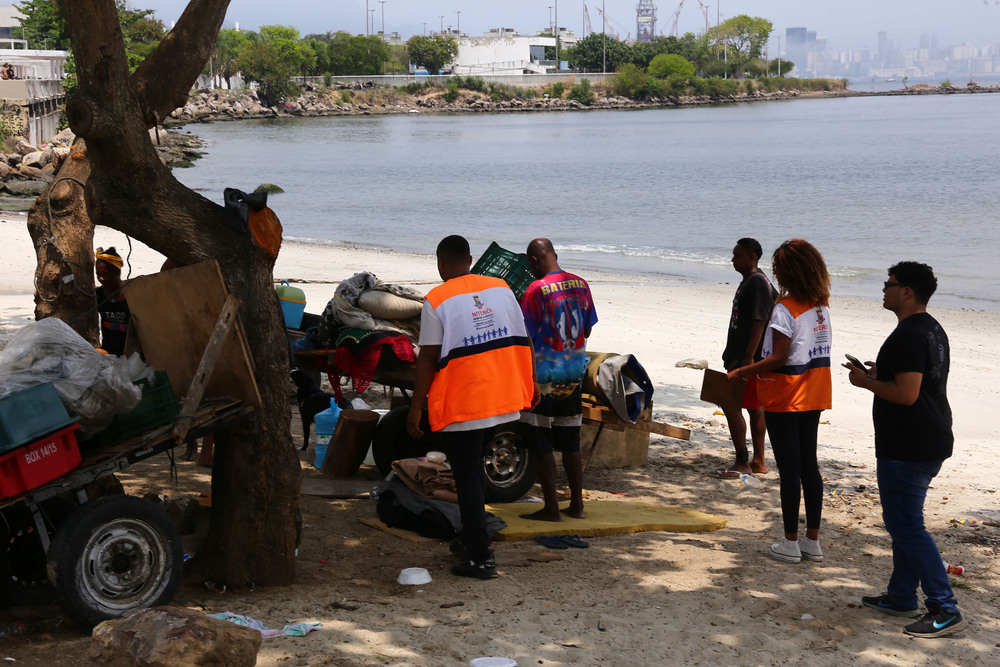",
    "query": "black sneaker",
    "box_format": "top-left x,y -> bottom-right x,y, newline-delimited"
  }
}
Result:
451,551 -> 498,580
904,609 -> 968,638
862,594 -> 921,618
